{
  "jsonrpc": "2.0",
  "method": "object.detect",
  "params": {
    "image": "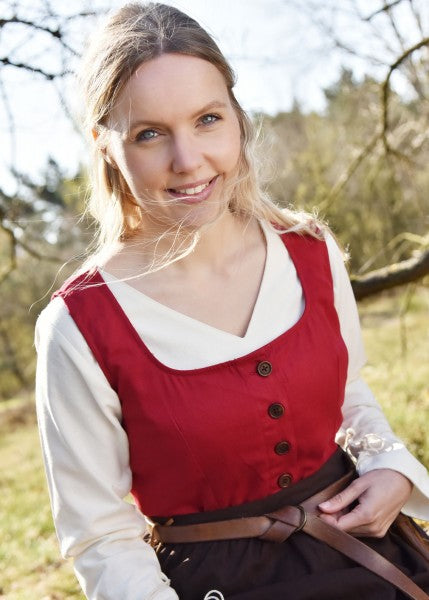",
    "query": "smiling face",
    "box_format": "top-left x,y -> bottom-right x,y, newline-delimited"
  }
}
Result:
105,53 -> 242,230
